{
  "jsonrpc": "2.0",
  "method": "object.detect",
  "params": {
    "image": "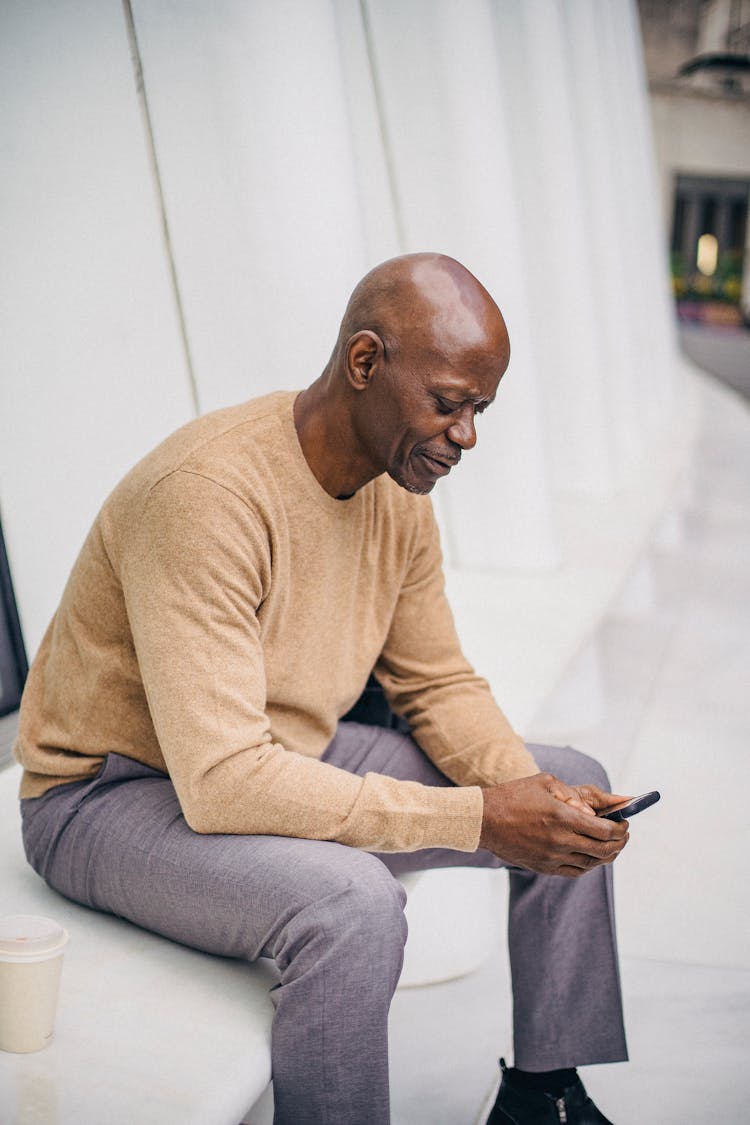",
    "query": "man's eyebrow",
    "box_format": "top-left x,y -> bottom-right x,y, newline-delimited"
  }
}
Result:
433,388 -> 496,406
